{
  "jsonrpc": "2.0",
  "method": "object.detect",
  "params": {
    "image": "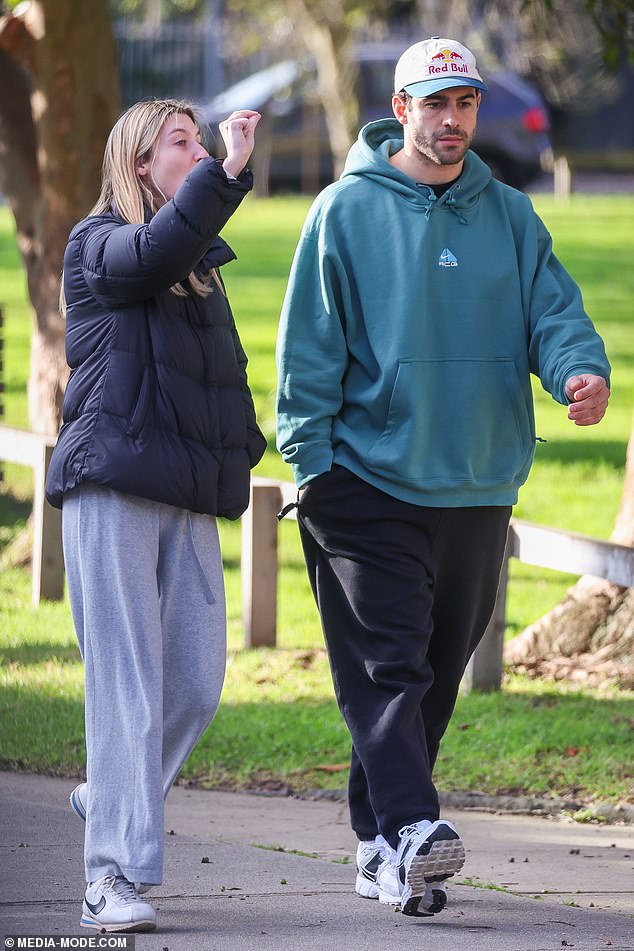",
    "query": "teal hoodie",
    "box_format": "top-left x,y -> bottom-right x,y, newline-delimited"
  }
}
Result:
276,119 -> 610,506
